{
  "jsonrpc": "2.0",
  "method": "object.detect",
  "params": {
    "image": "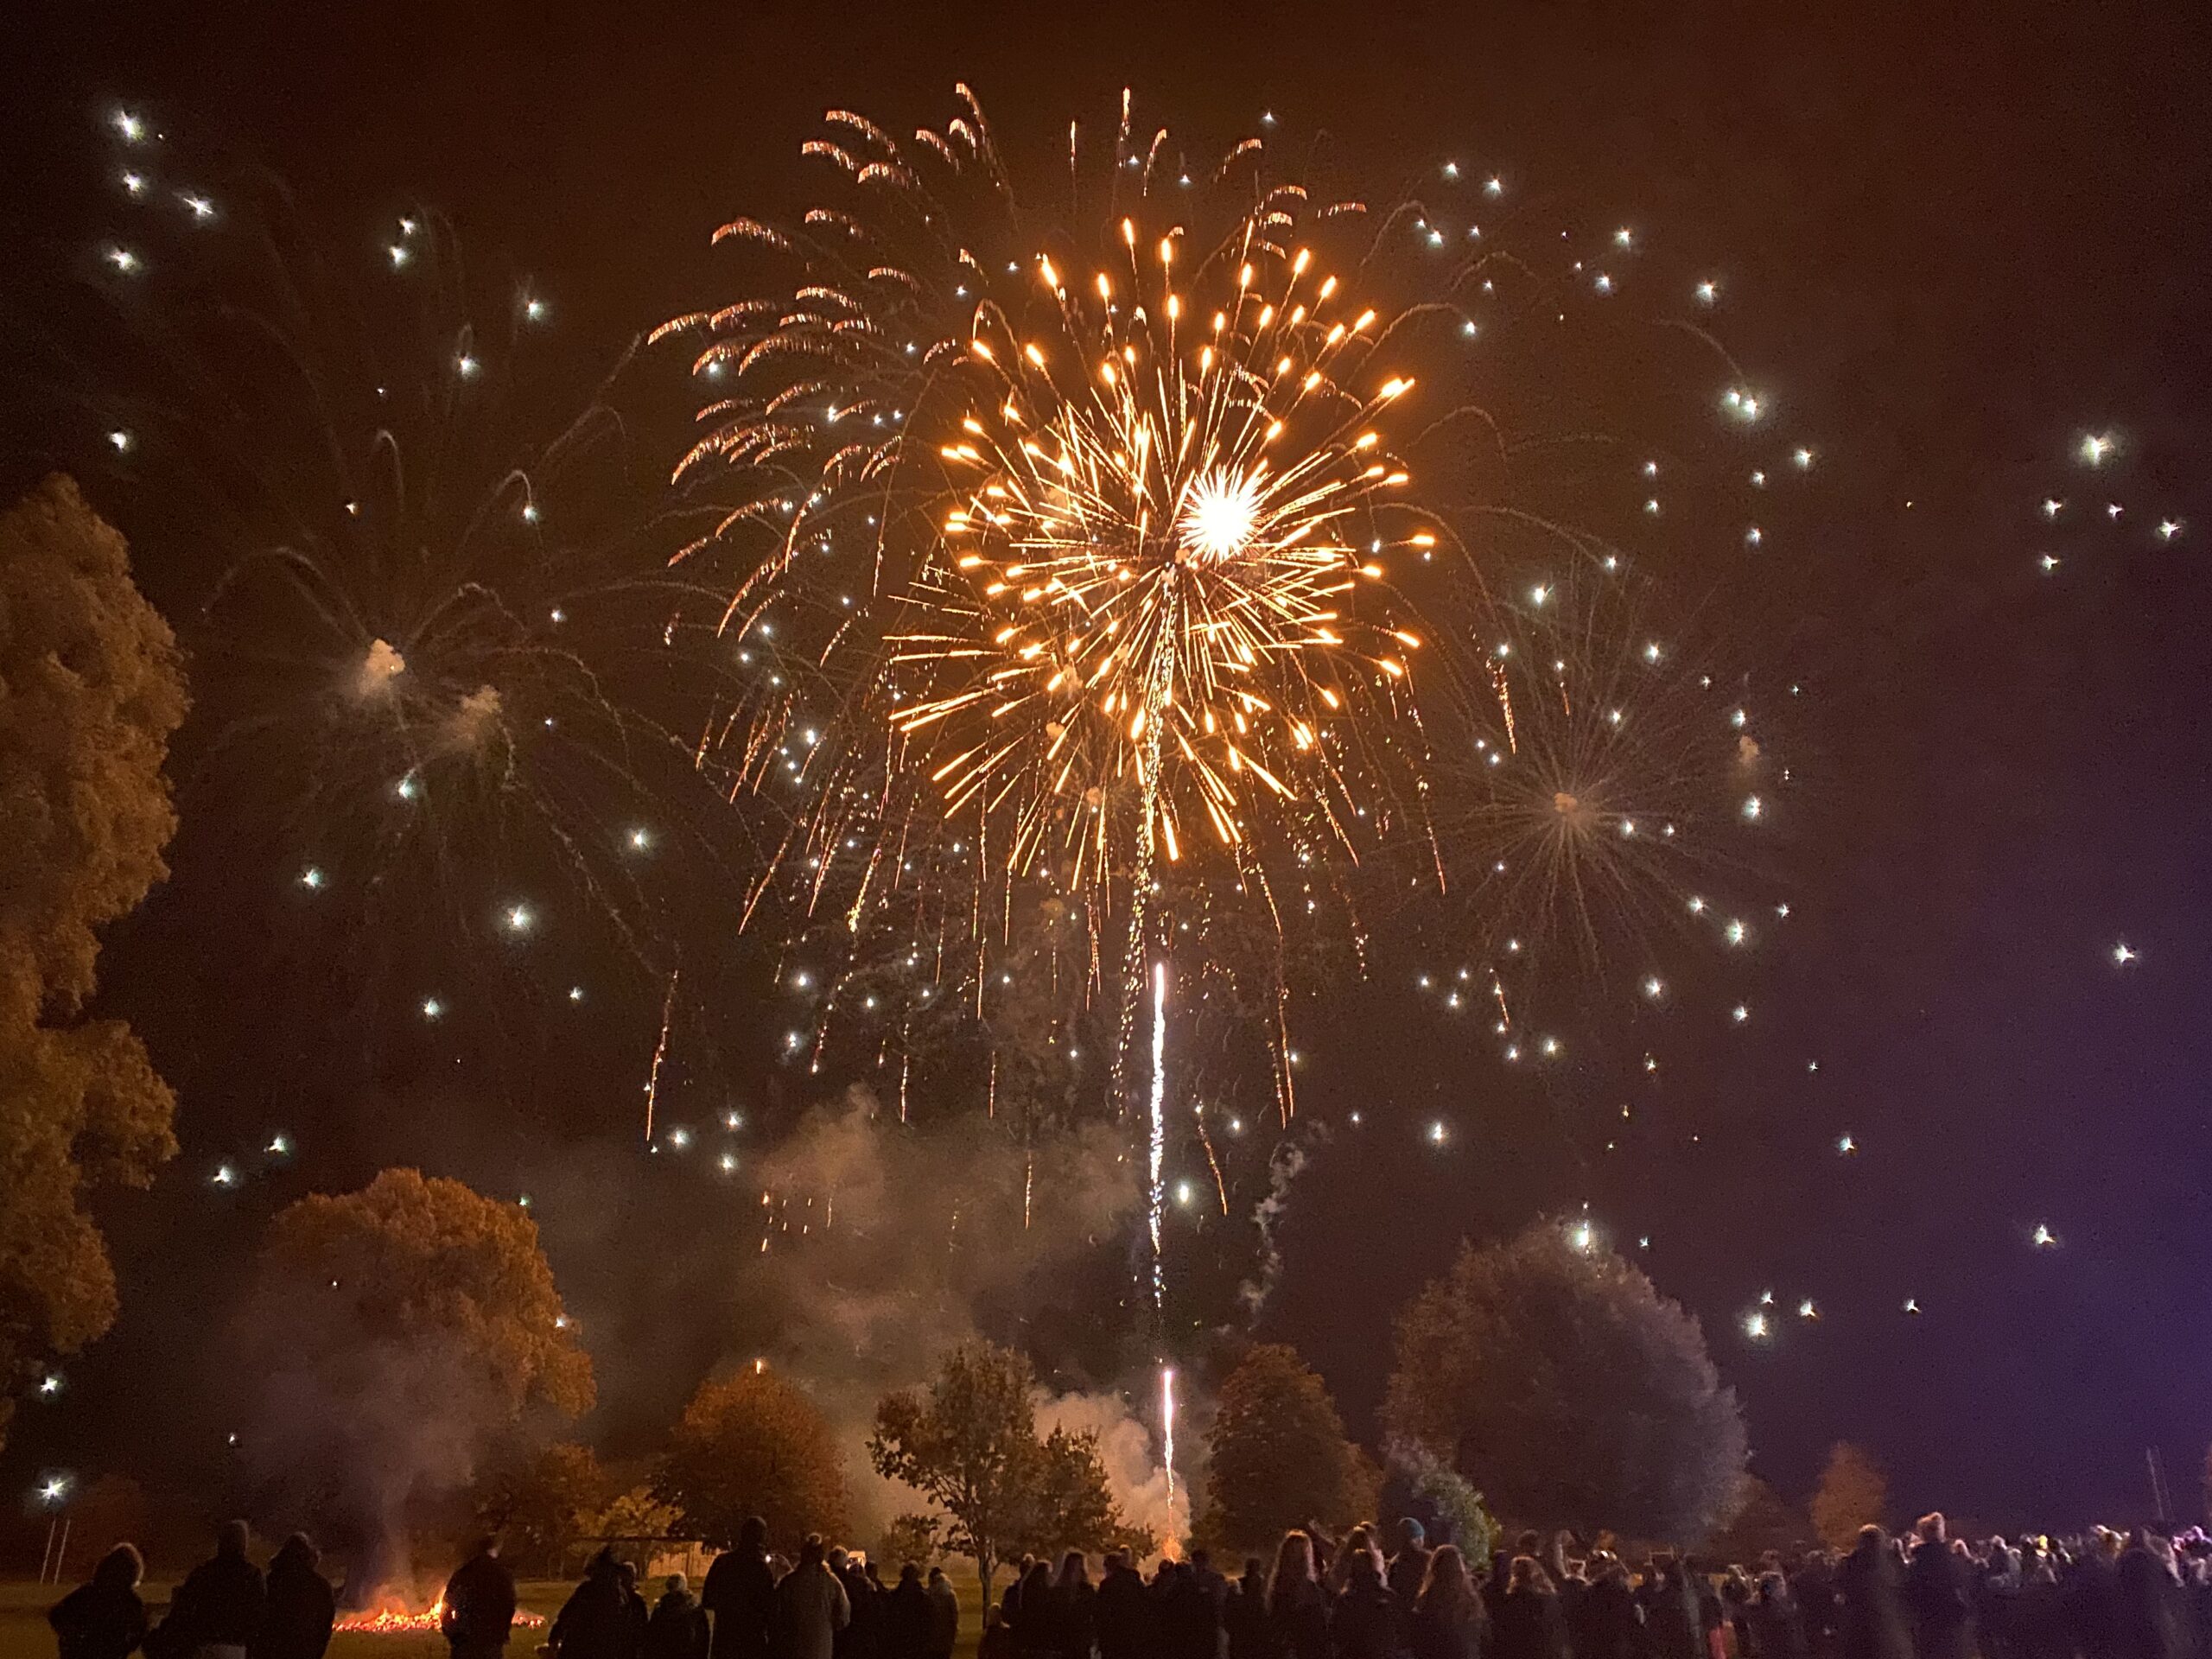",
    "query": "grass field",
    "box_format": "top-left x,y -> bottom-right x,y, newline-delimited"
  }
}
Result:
0,1575 -> 986,1659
